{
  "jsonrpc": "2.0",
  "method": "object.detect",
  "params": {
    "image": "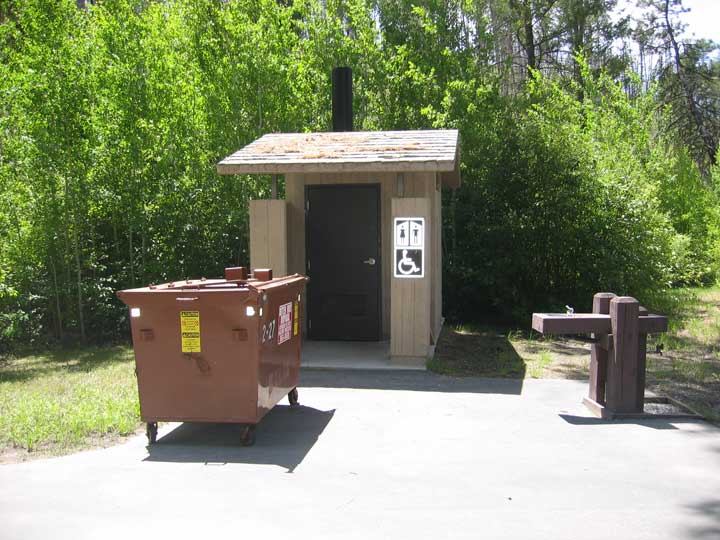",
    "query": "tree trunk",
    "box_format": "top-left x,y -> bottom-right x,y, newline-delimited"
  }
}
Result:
141,227 -> 146,285
664,0 -> 717,171
490,1 -> 519,95
523,5 -> 537,74
50,253 -> 64,342
72,215 -> 86,344
510,0 -> 537,77
129,224 -> 135,287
